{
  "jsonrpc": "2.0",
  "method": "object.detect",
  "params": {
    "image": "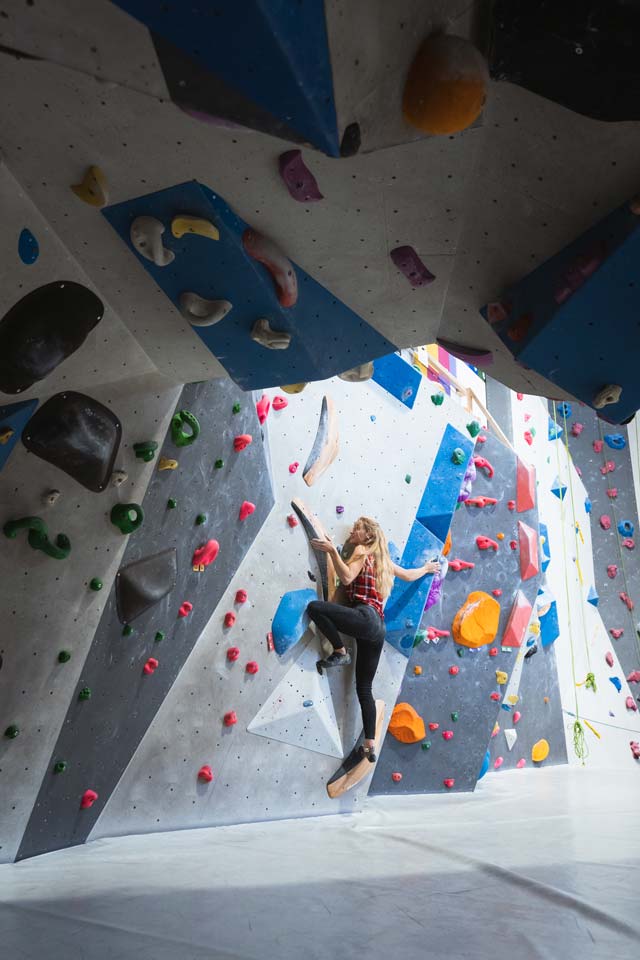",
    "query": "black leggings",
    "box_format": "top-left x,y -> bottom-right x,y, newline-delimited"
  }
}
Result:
307,600 -> 386,740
